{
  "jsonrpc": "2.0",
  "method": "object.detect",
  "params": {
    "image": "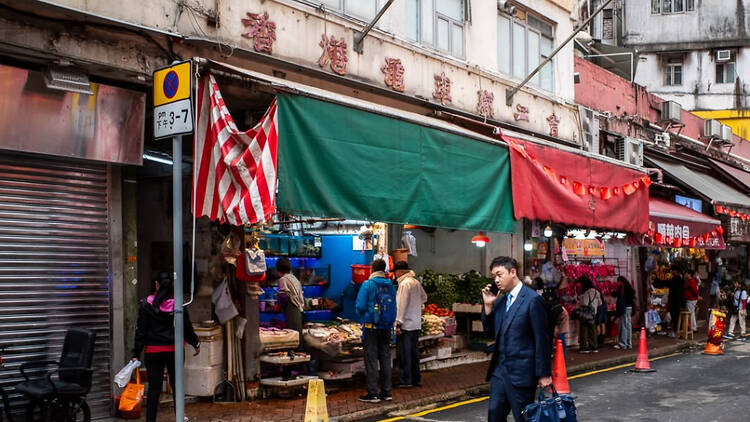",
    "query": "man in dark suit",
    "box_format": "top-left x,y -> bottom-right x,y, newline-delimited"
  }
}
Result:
481,256 -> 552,422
